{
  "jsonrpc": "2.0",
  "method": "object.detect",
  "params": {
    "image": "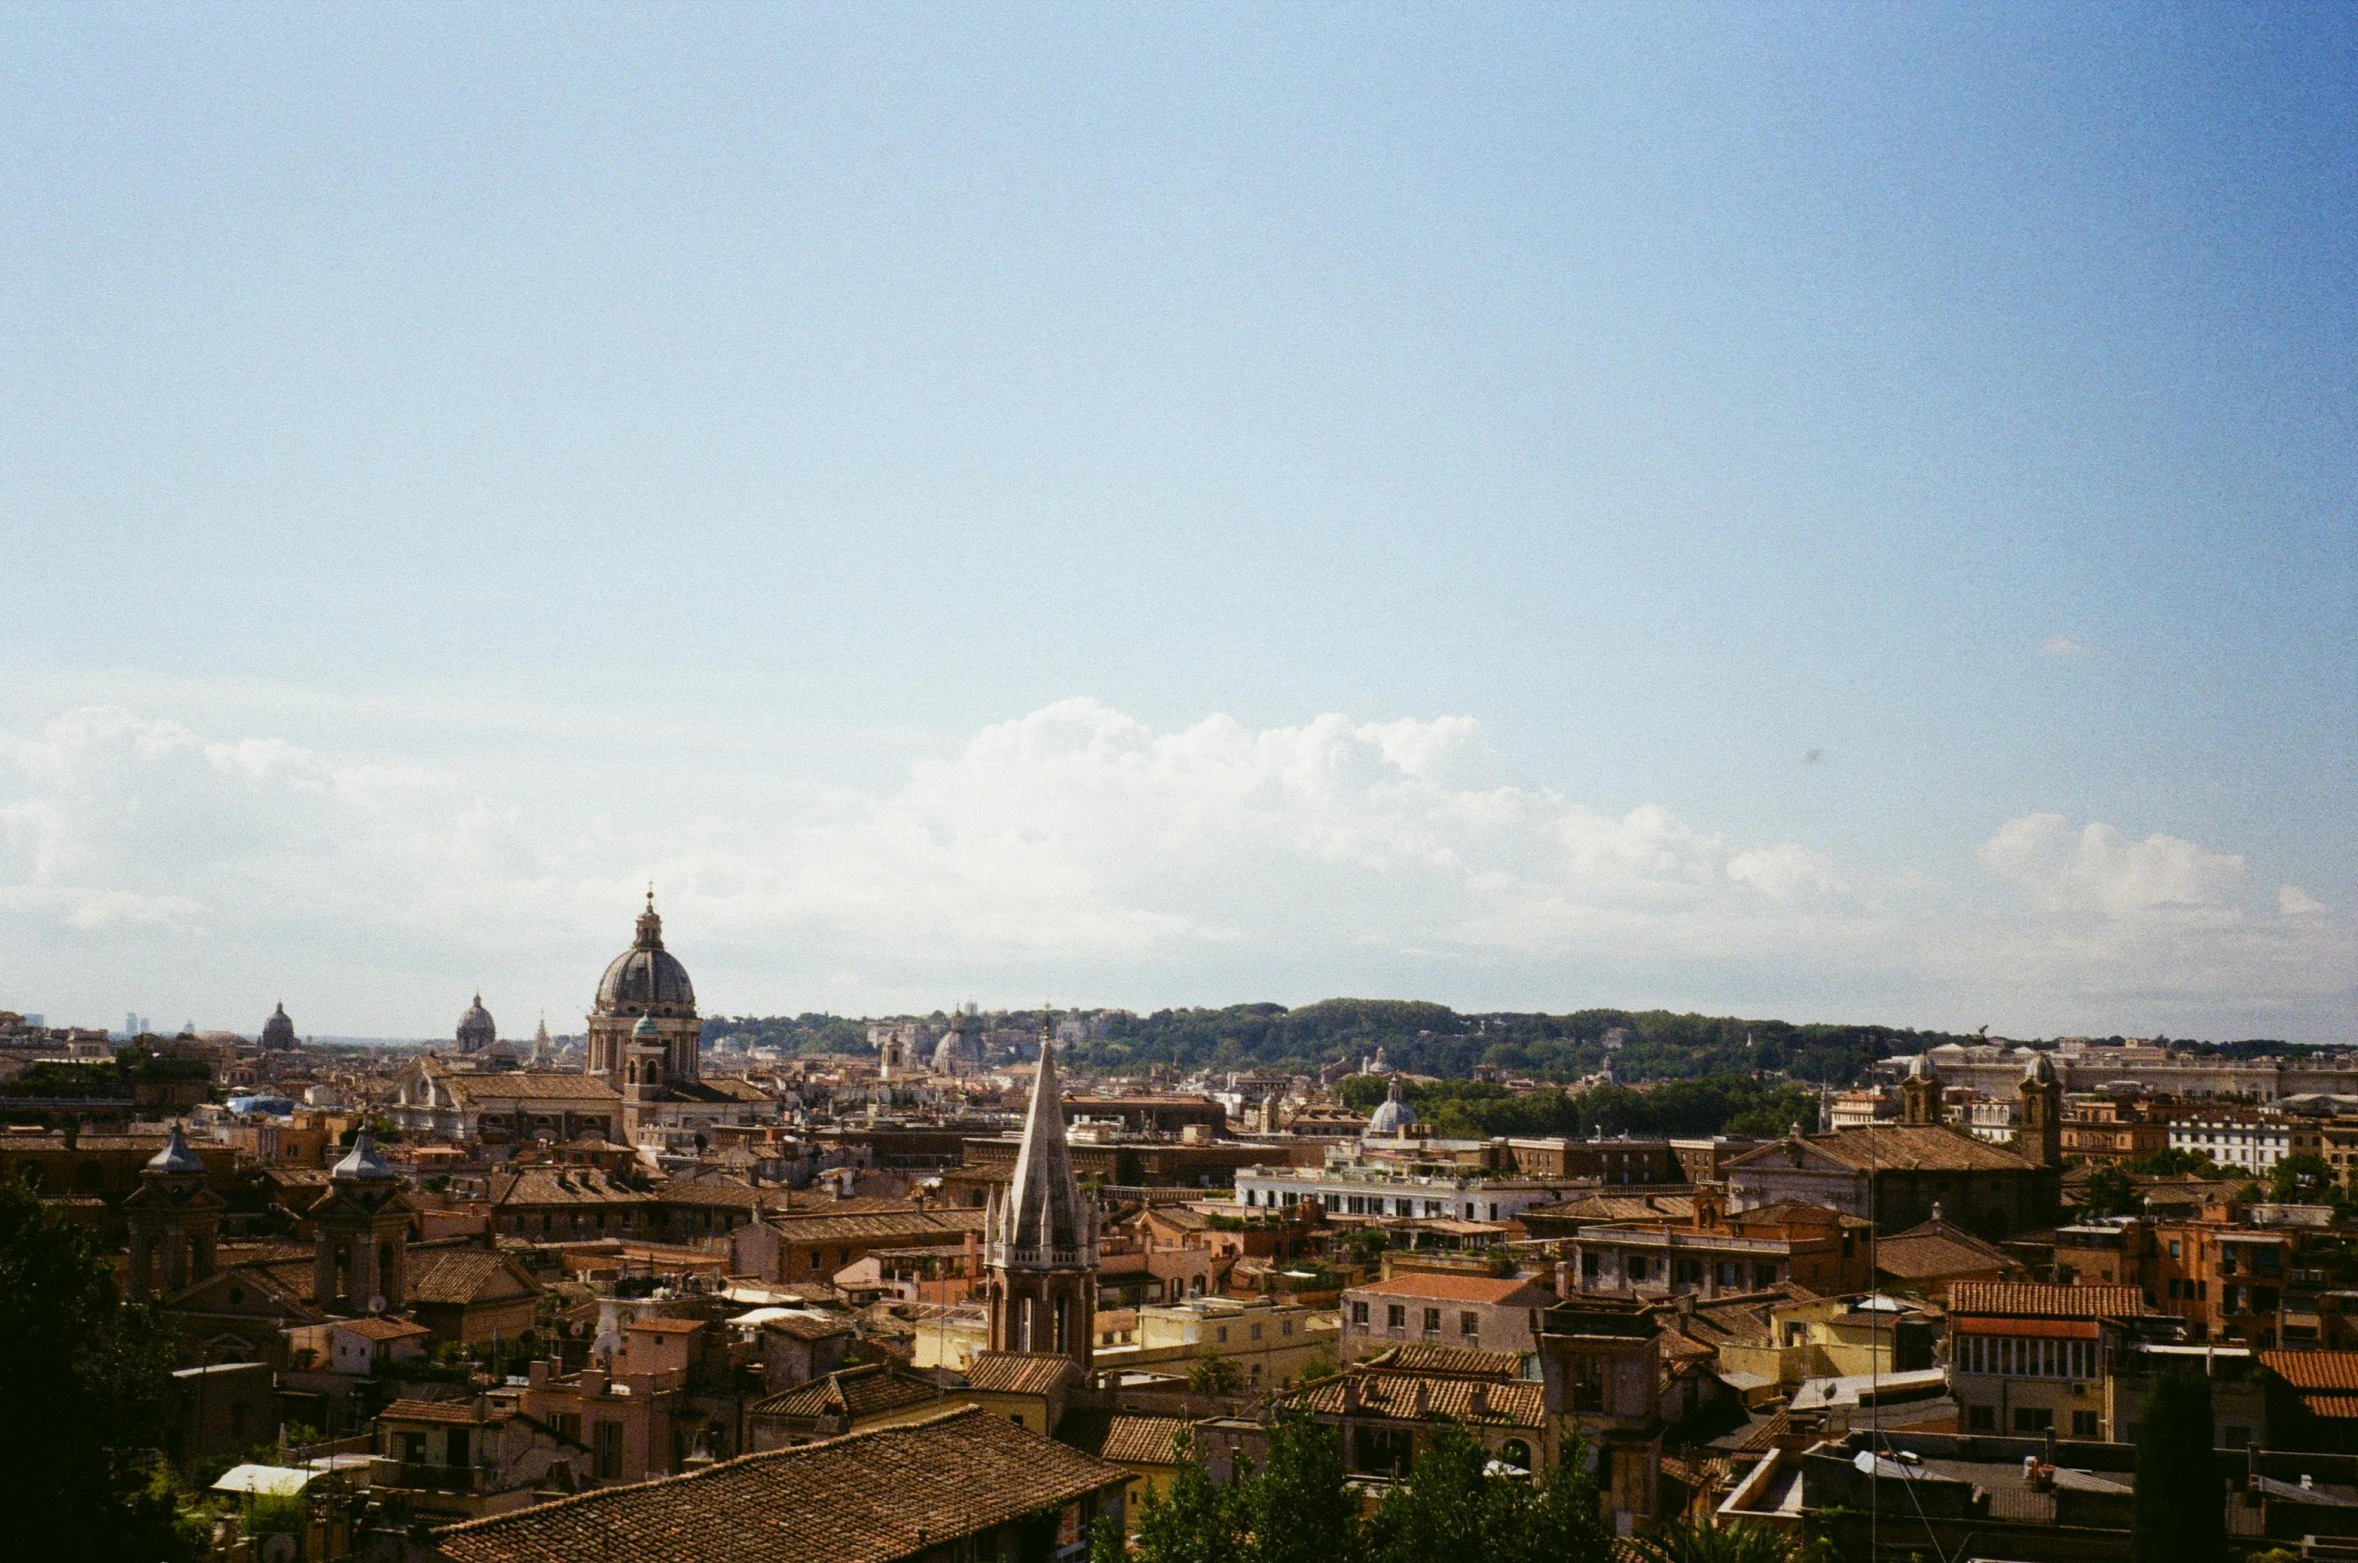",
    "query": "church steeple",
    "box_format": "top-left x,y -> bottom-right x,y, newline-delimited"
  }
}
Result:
986,1013 -> 1097,1368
